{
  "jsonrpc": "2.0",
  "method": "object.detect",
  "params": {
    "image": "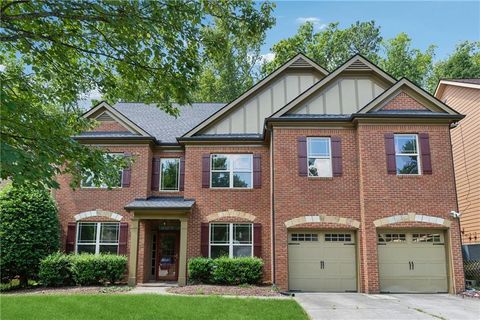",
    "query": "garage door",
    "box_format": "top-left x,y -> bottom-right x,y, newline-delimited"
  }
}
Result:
377,231 -> 448,293
288,231 -> 357,292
